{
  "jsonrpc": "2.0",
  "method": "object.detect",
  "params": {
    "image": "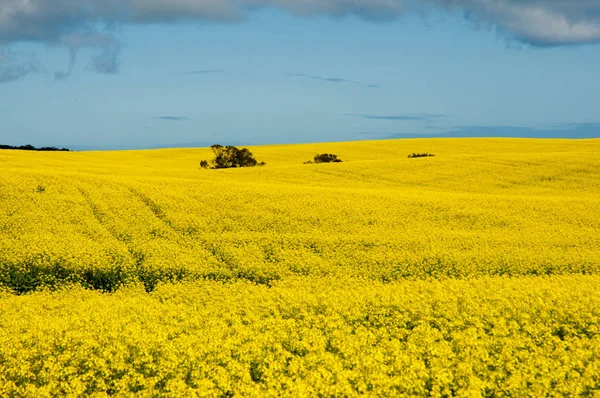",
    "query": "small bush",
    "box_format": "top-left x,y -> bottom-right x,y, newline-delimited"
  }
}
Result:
306,153 -> 343,164
408,153 -> 435,158
200,145 -> 265,169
